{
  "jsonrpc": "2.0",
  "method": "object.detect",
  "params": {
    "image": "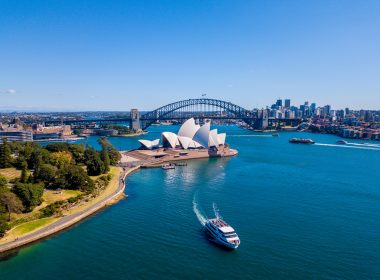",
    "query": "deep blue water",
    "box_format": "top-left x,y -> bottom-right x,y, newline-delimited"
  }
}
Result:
1,126 -> 380,279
